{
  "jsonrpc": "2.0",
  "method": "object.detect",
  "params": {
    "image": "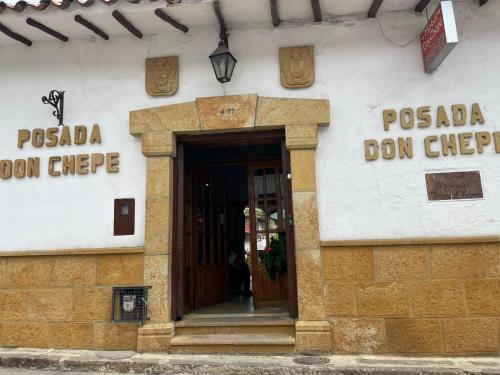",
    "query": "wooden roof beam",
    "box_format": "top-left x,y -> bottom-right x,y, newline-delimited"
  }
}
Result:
0,21 -> 32,46
414,0 -> 432,13
74,14 -> 109,40
112,10 -> 142,39
26,17 -> 68,42
367,0 -> 383,18
154,8 -> 189,33
270,0 -> 280,27
311,0 -> 322,22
